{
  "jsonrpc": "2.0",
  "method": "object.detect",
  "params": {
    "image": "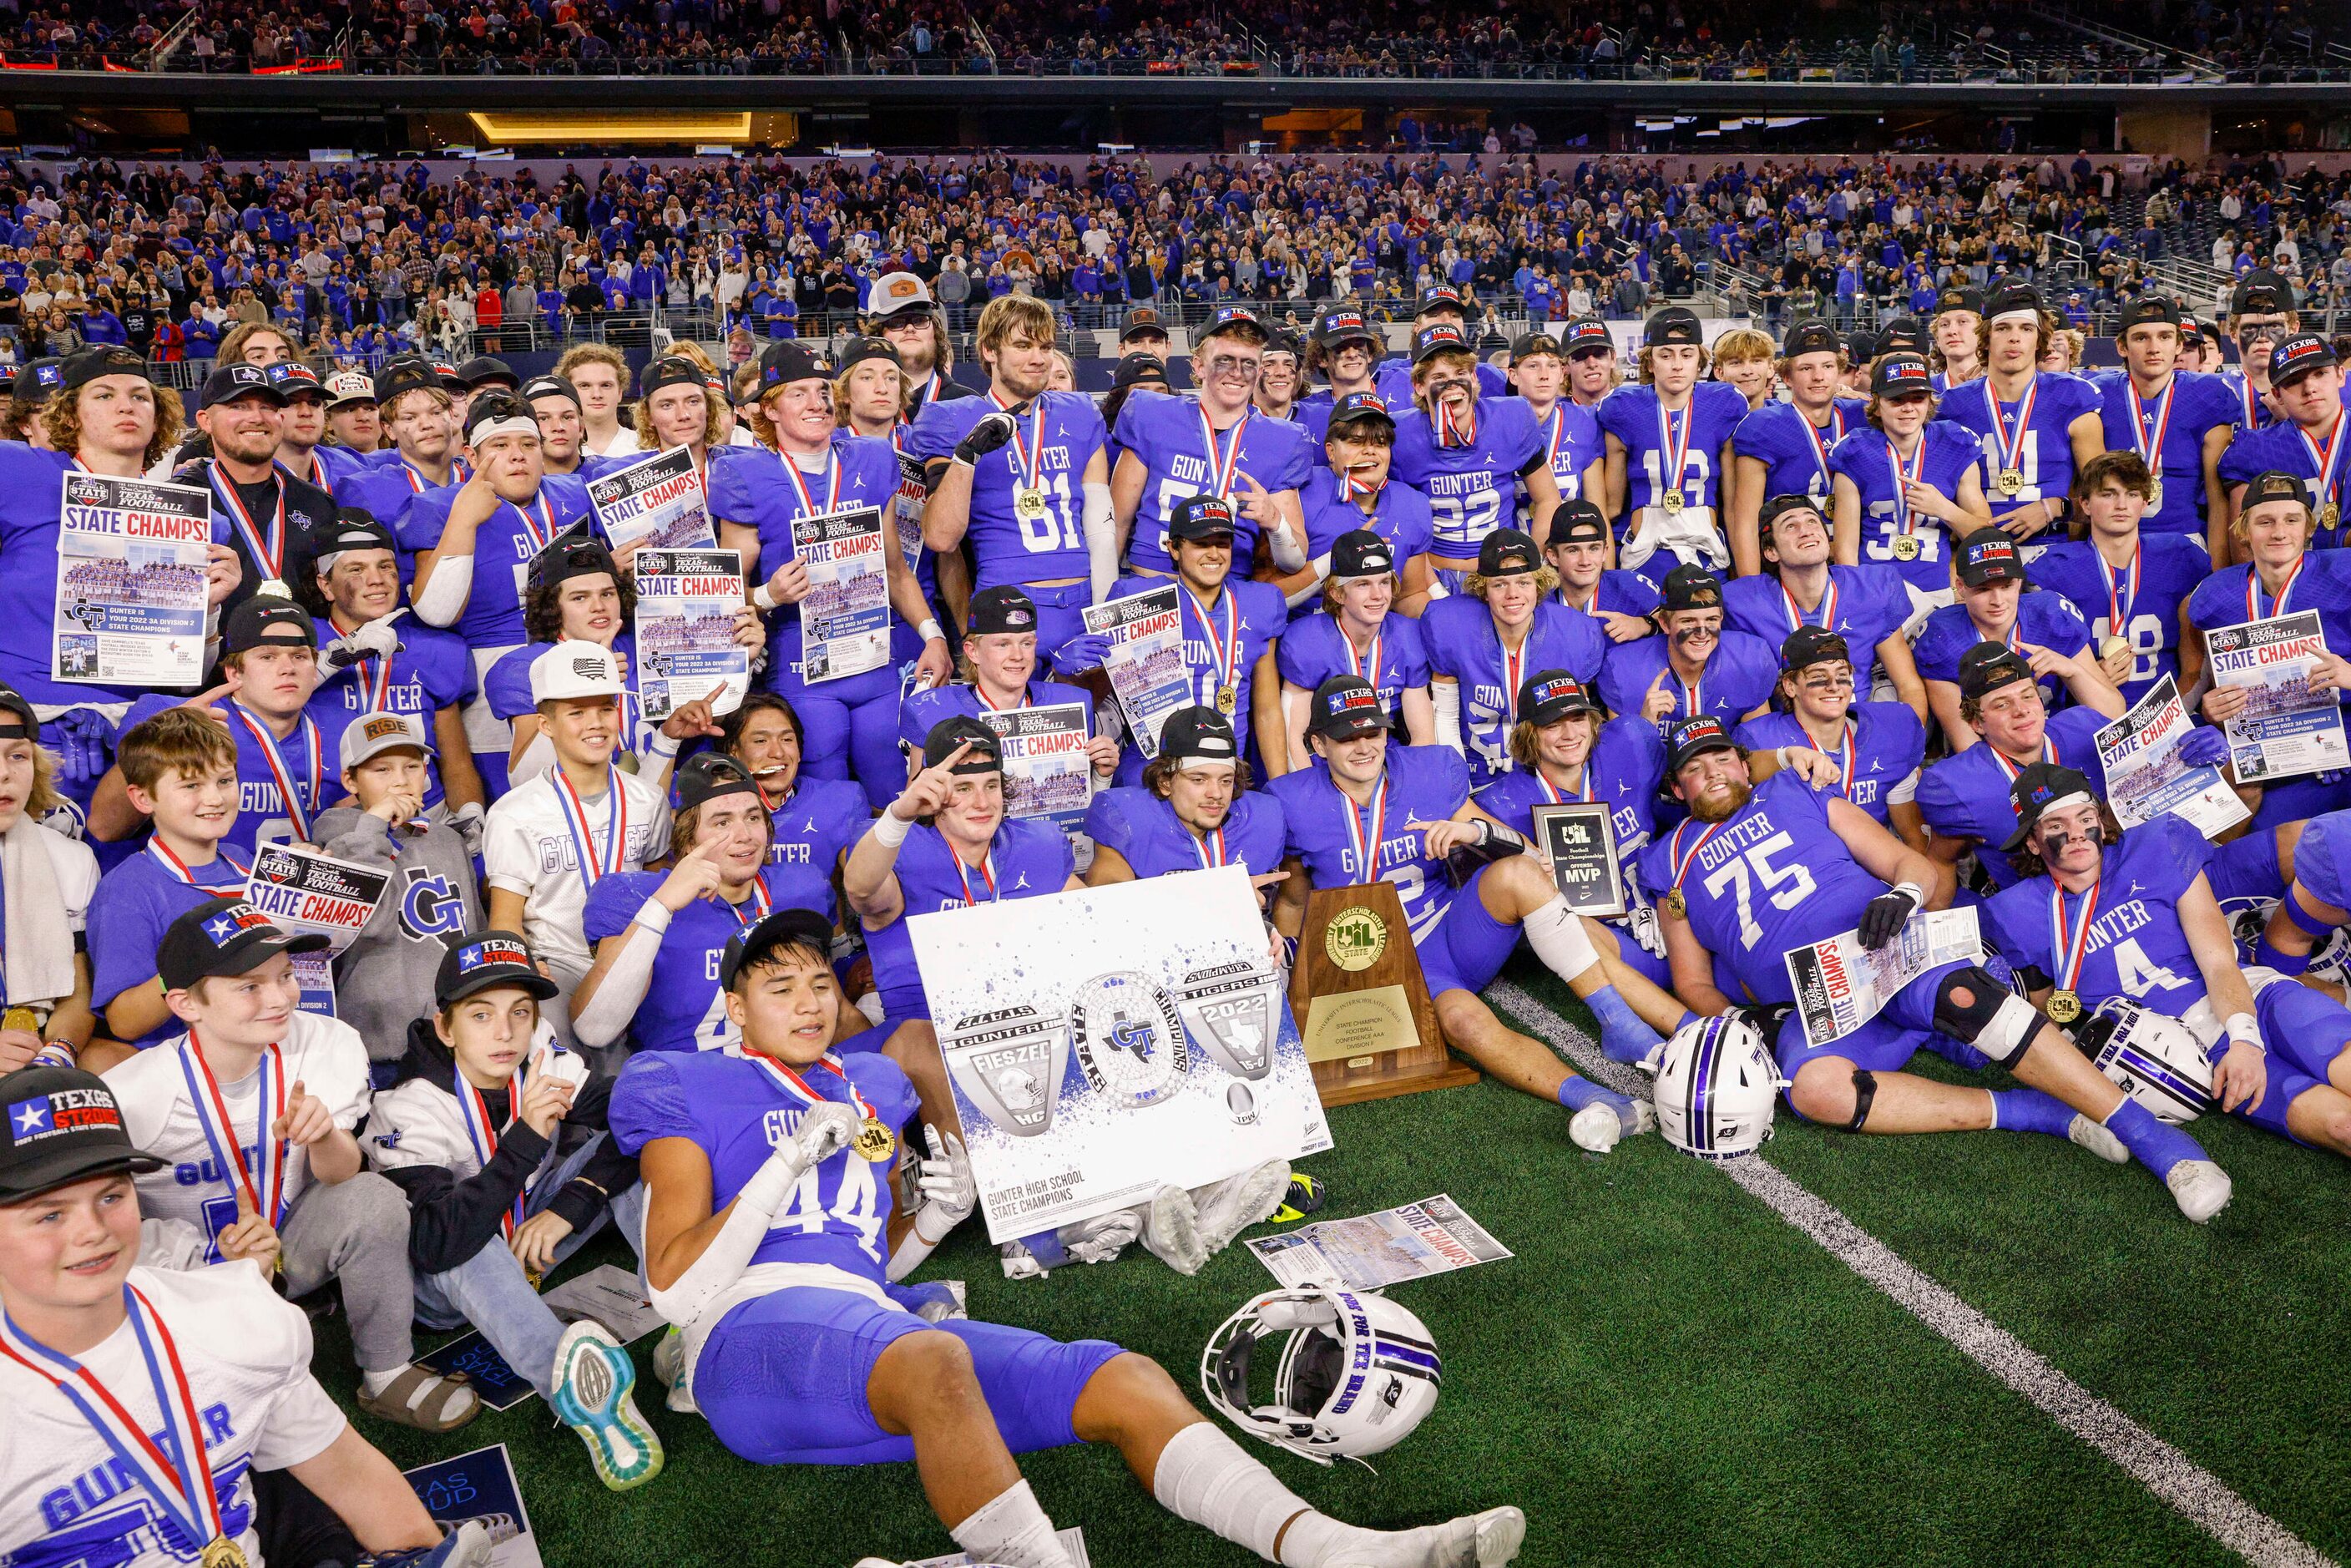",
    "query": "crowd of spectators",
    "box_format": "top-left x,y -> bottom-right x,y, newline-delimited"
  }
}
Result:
0,149 -> 2340,382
